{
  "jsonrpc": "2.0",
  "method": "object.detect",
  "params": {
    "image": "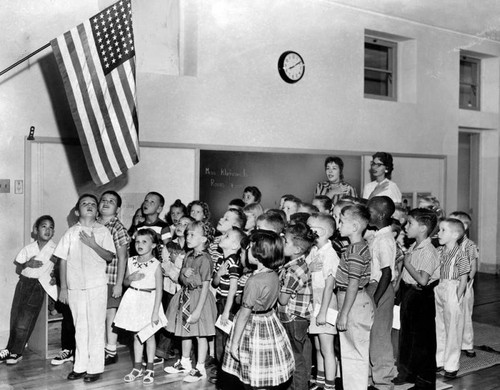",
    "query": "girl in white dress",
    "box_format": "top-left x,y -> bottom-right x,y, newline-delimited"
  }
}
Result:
113,228 -> 164,384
